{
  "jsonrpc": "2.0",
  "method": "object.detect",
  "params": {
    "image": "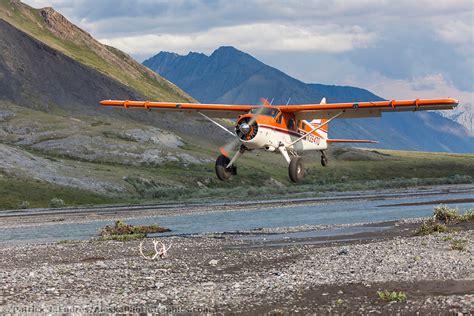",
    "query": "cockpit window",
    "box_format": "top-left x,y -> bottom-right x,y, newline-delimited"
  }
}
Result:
249,108 -> 280,118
